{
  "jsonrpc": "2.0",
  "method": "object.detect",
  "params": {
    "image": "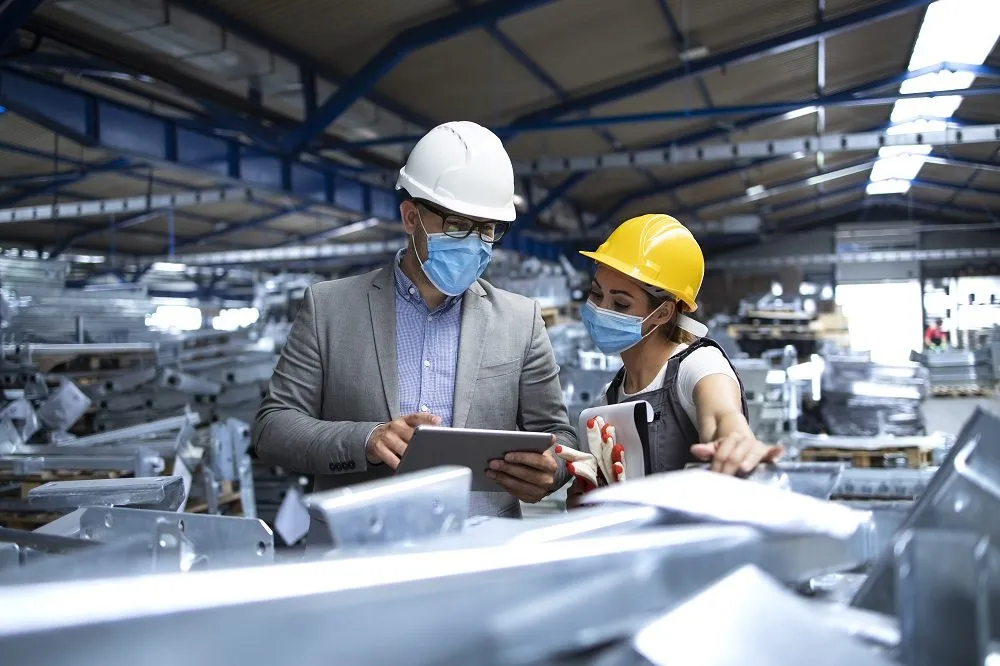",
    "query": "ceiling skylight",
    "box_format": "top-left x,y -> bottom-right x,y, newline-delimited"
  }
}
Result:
866,0 -> 1000,196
